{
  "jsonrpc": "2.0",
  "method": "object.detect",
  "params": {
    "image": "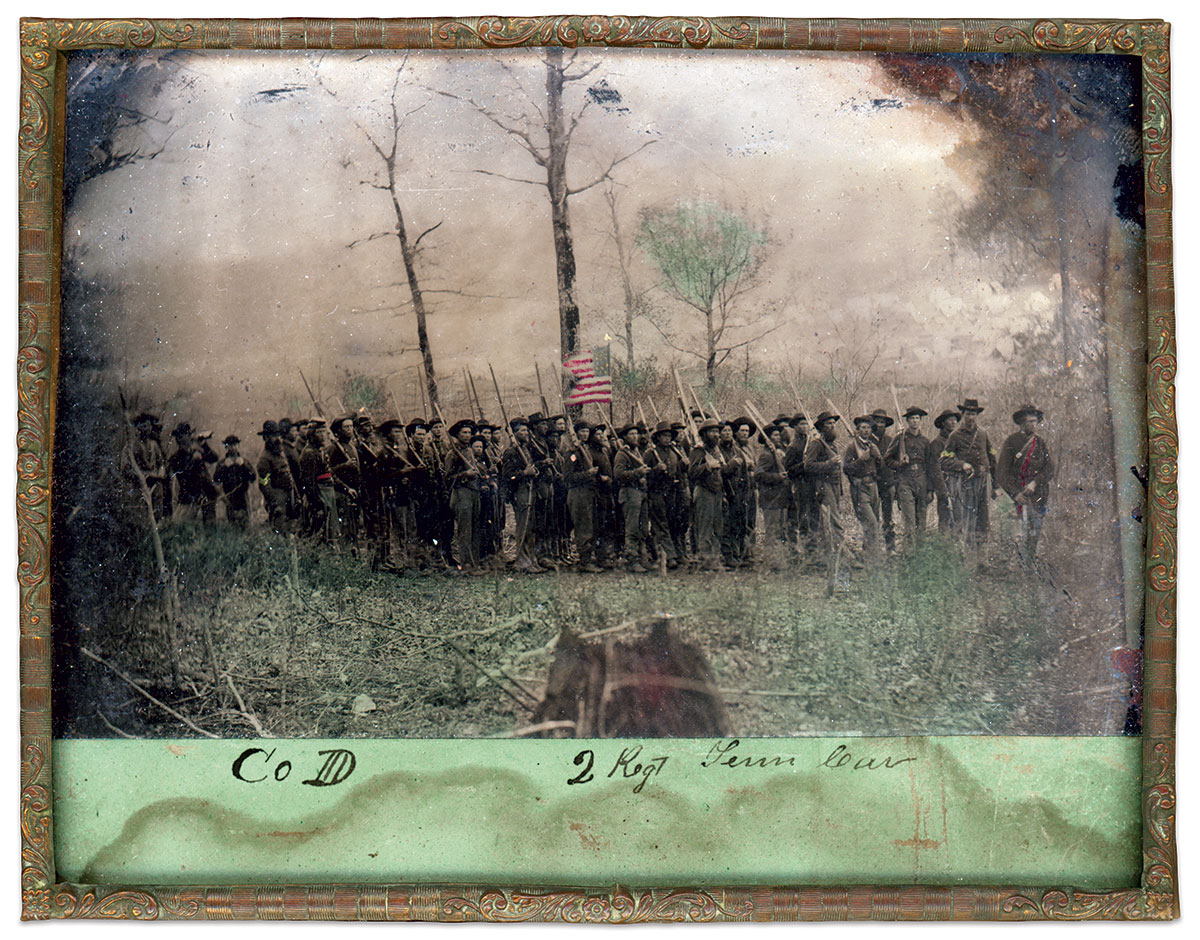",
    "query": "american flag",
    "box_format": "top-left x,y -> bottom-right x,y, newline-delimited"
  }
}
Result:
563,345 -> 613,405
